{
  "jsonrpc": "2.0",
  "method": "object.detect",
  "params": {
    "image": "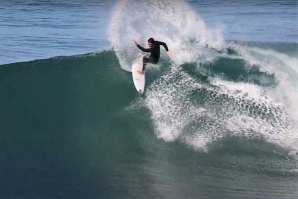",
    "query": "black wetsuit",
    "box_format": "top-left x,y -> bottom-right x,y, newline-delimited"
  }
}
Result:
136,41 -> 168,71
